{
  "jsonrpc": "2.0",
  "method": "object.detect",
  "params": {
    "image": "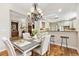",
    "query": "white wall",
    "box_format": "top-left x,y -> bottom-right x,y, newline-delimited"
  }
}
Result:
10,4 -> 26,16
0,4 -> 11,50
